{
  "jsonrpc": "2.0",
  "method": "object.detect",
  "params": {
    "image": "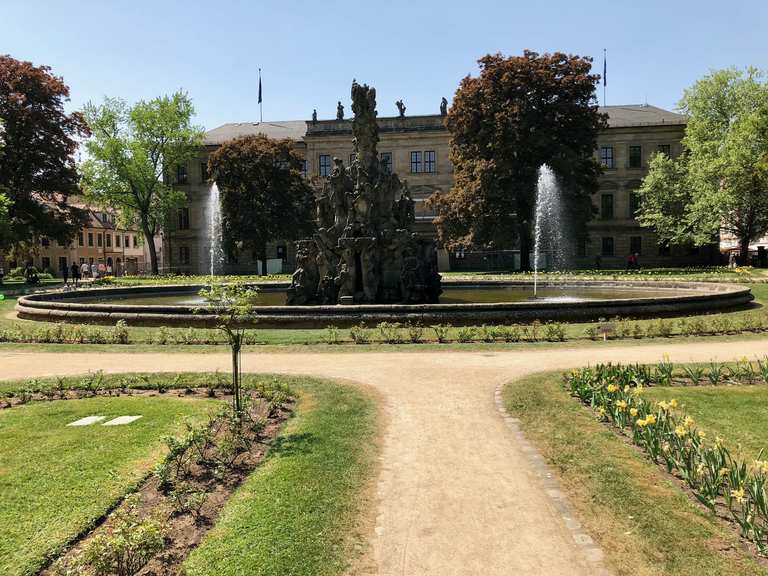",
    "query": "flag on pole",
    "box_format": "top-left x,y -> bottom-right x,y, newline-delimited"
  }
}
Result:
258,69 -> 262,104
